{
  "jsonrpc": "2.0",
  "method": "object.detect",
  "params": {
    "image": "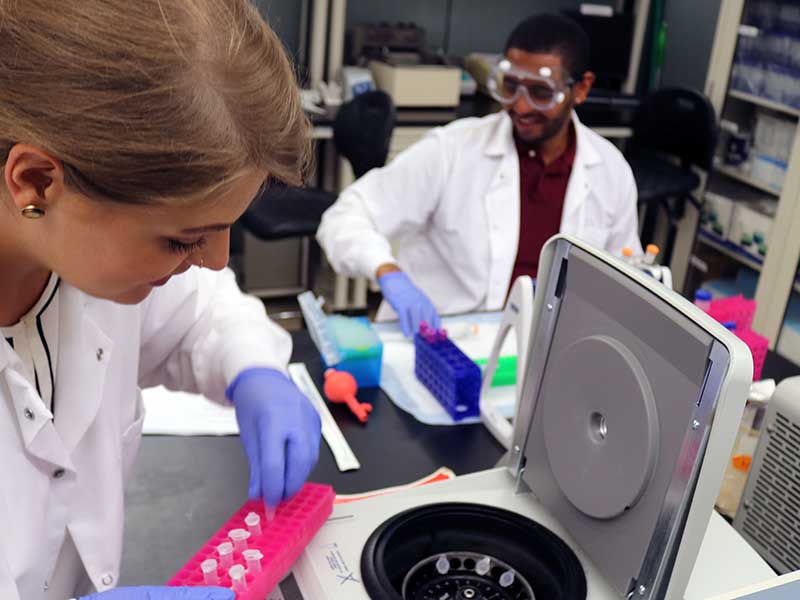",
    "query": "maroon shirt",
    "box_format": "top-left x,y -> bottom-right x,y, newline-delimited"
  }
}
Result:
509,126 -> 577,286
